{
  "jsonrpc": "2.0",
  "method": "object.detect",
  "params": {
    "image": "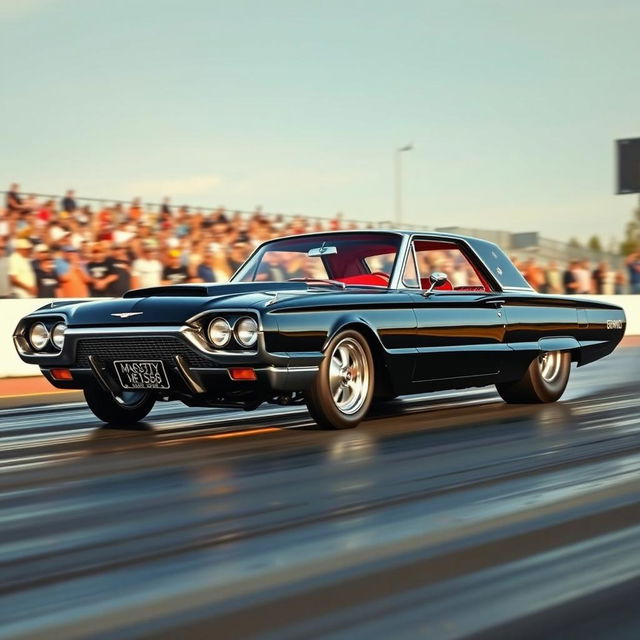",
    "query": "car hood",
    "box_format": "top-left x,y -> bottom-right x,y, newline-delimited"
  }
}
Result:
45,282 -> 379,327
